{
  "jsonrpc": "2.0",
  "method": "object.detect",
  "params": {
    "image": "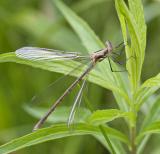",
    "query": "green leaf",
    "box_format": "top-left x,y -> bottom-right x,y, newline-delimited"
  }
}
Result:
136,96 -> 160,147
87,109 -> 133,125
0,123 -> 129,154
135,73 -> 160,110
136,121 -> 160,144
0,52 -> 129,104
140,96 -> 160,131
136,95 -> 160,153
0,52 -> 83,75
140,73 -> 160,87
94,131 -> 127,154
137,135 -> 150,154
53,0 -> 104,52
24,105 -> 91,123
109,139 -> 126,154
115,0 -> 146,92
128,0 -> 146,52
